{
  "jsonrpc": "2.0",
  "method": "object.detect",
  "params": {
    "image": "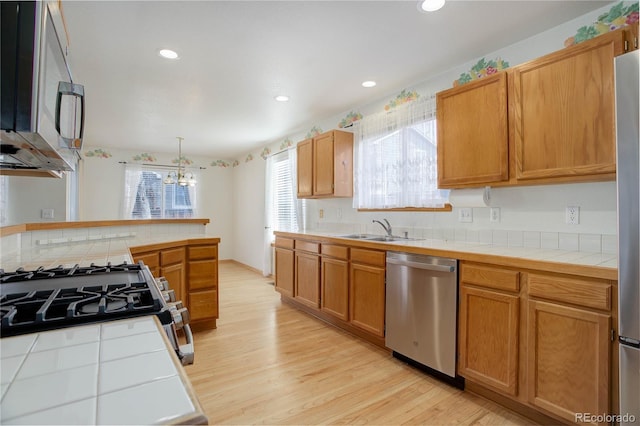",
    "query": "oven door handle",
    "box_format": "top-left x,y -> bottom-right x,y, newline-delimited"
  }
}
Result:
179,324 -> 195,365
